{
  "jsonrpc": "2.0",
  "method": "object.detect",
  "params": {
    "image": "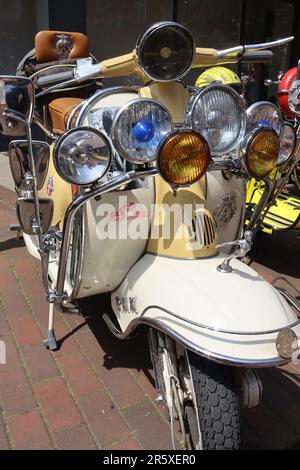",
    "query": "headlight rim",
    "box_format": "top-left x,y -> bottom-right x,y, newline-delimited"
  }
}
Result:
186,83 -> 247,157
53,125 -> 112,186
246,100 -> 284,139
243,126 -> 280,180
277,121 -> 296,168
111,97 -> 174,164
156,127 -> 211,187
136,21 -> 195,82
